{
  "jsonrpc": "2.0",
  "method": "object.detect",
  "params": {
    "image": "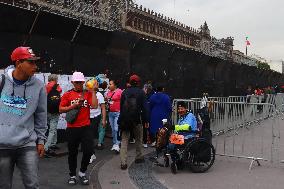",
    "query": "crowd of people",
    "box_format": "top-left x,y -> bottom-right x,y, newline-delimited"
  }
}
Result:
2,46 -> 280,188
245,85 -> 284,96
0,46 -> 177,188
